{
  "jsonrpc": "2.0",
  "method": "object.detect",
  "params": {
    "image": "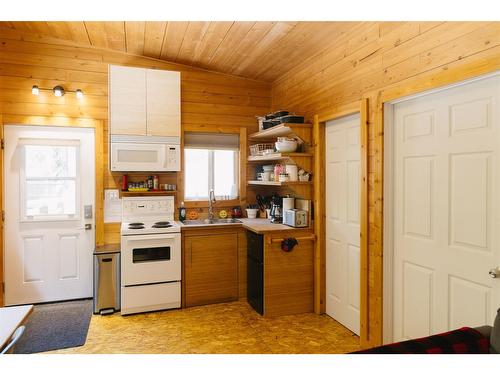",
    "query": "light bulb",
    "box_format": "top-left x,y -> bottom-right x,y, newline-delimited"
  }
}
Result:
76,89 -> 84,99
32,85 -> 39,96
53,86 -> 65,97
